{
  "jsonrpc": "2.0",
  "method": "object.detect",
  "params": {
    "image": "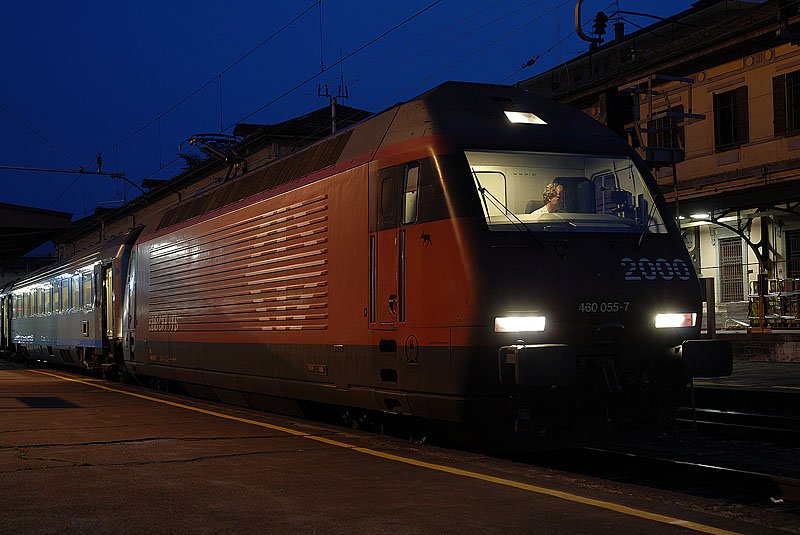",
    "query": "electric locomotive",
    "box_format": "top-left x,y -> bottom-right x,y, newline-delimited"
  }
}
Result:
3,82 -> 732,450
